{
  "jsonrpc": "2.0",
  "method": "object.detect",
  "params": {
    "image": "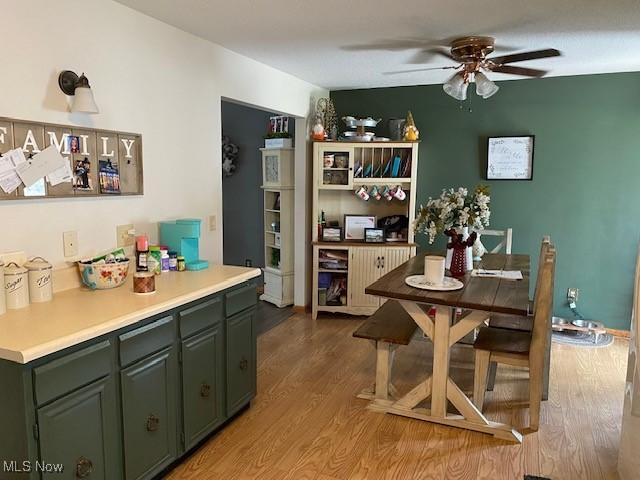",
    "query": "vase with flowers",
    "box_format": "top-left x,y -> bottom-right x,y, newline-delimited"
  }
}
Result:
414,185 -> 491,274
